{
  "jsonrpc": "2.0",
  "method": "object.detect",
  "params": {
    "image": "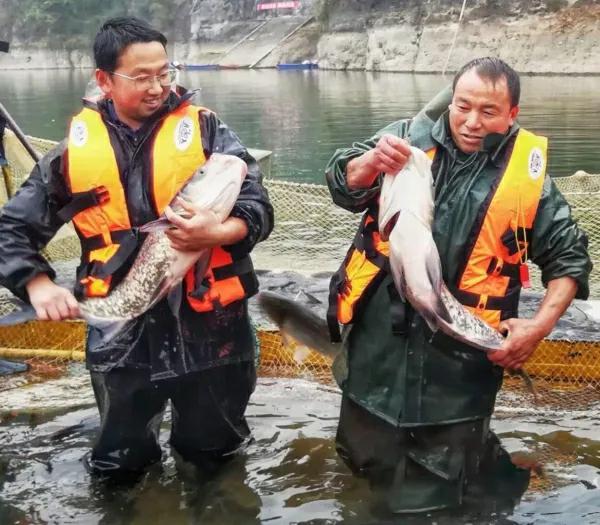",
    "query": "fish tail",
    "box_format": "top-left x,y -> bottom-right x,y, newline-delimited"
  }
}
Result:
258,291 -> 337,358
518,369 -> 538,403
